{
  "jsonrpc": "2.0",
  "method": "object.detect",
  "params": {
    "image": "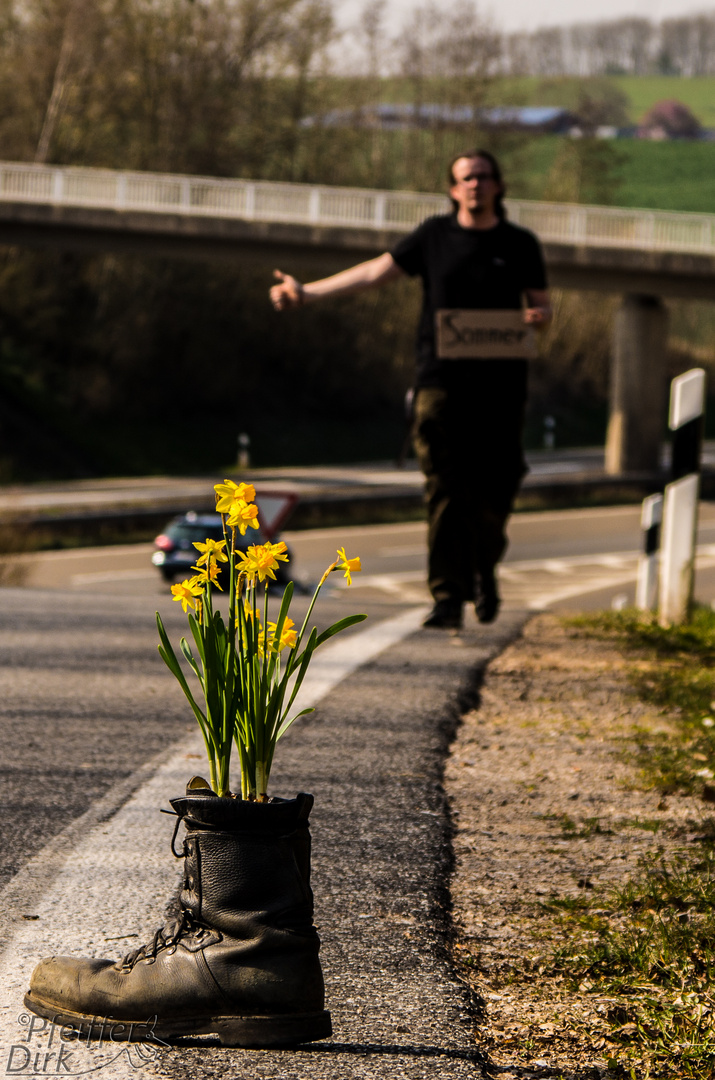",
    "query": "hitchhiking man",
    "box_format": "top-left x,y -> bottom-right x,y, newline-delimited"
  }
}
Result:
269,149 -> 551,629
